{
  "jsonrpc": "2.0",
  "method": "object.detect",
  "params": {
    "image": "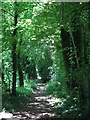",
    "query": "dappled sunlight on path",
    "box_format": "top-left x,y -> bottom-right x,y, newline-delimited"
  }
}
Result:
12,83 -> 60,120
